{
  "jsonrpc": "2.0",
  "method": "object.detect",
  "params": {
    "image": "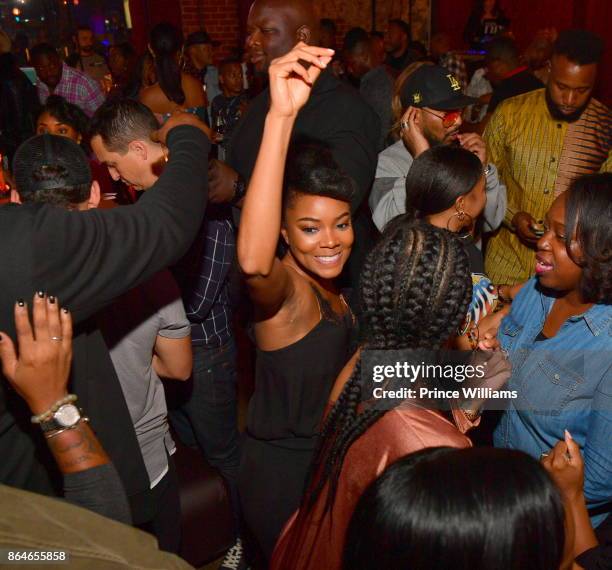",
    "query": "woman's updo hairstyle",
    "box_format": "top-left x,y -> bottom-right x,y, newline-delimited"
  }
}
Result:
564,172 -> 612,303
404,146 -> 483,223
149,22 -> 185,105
282,141 -> 355,213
